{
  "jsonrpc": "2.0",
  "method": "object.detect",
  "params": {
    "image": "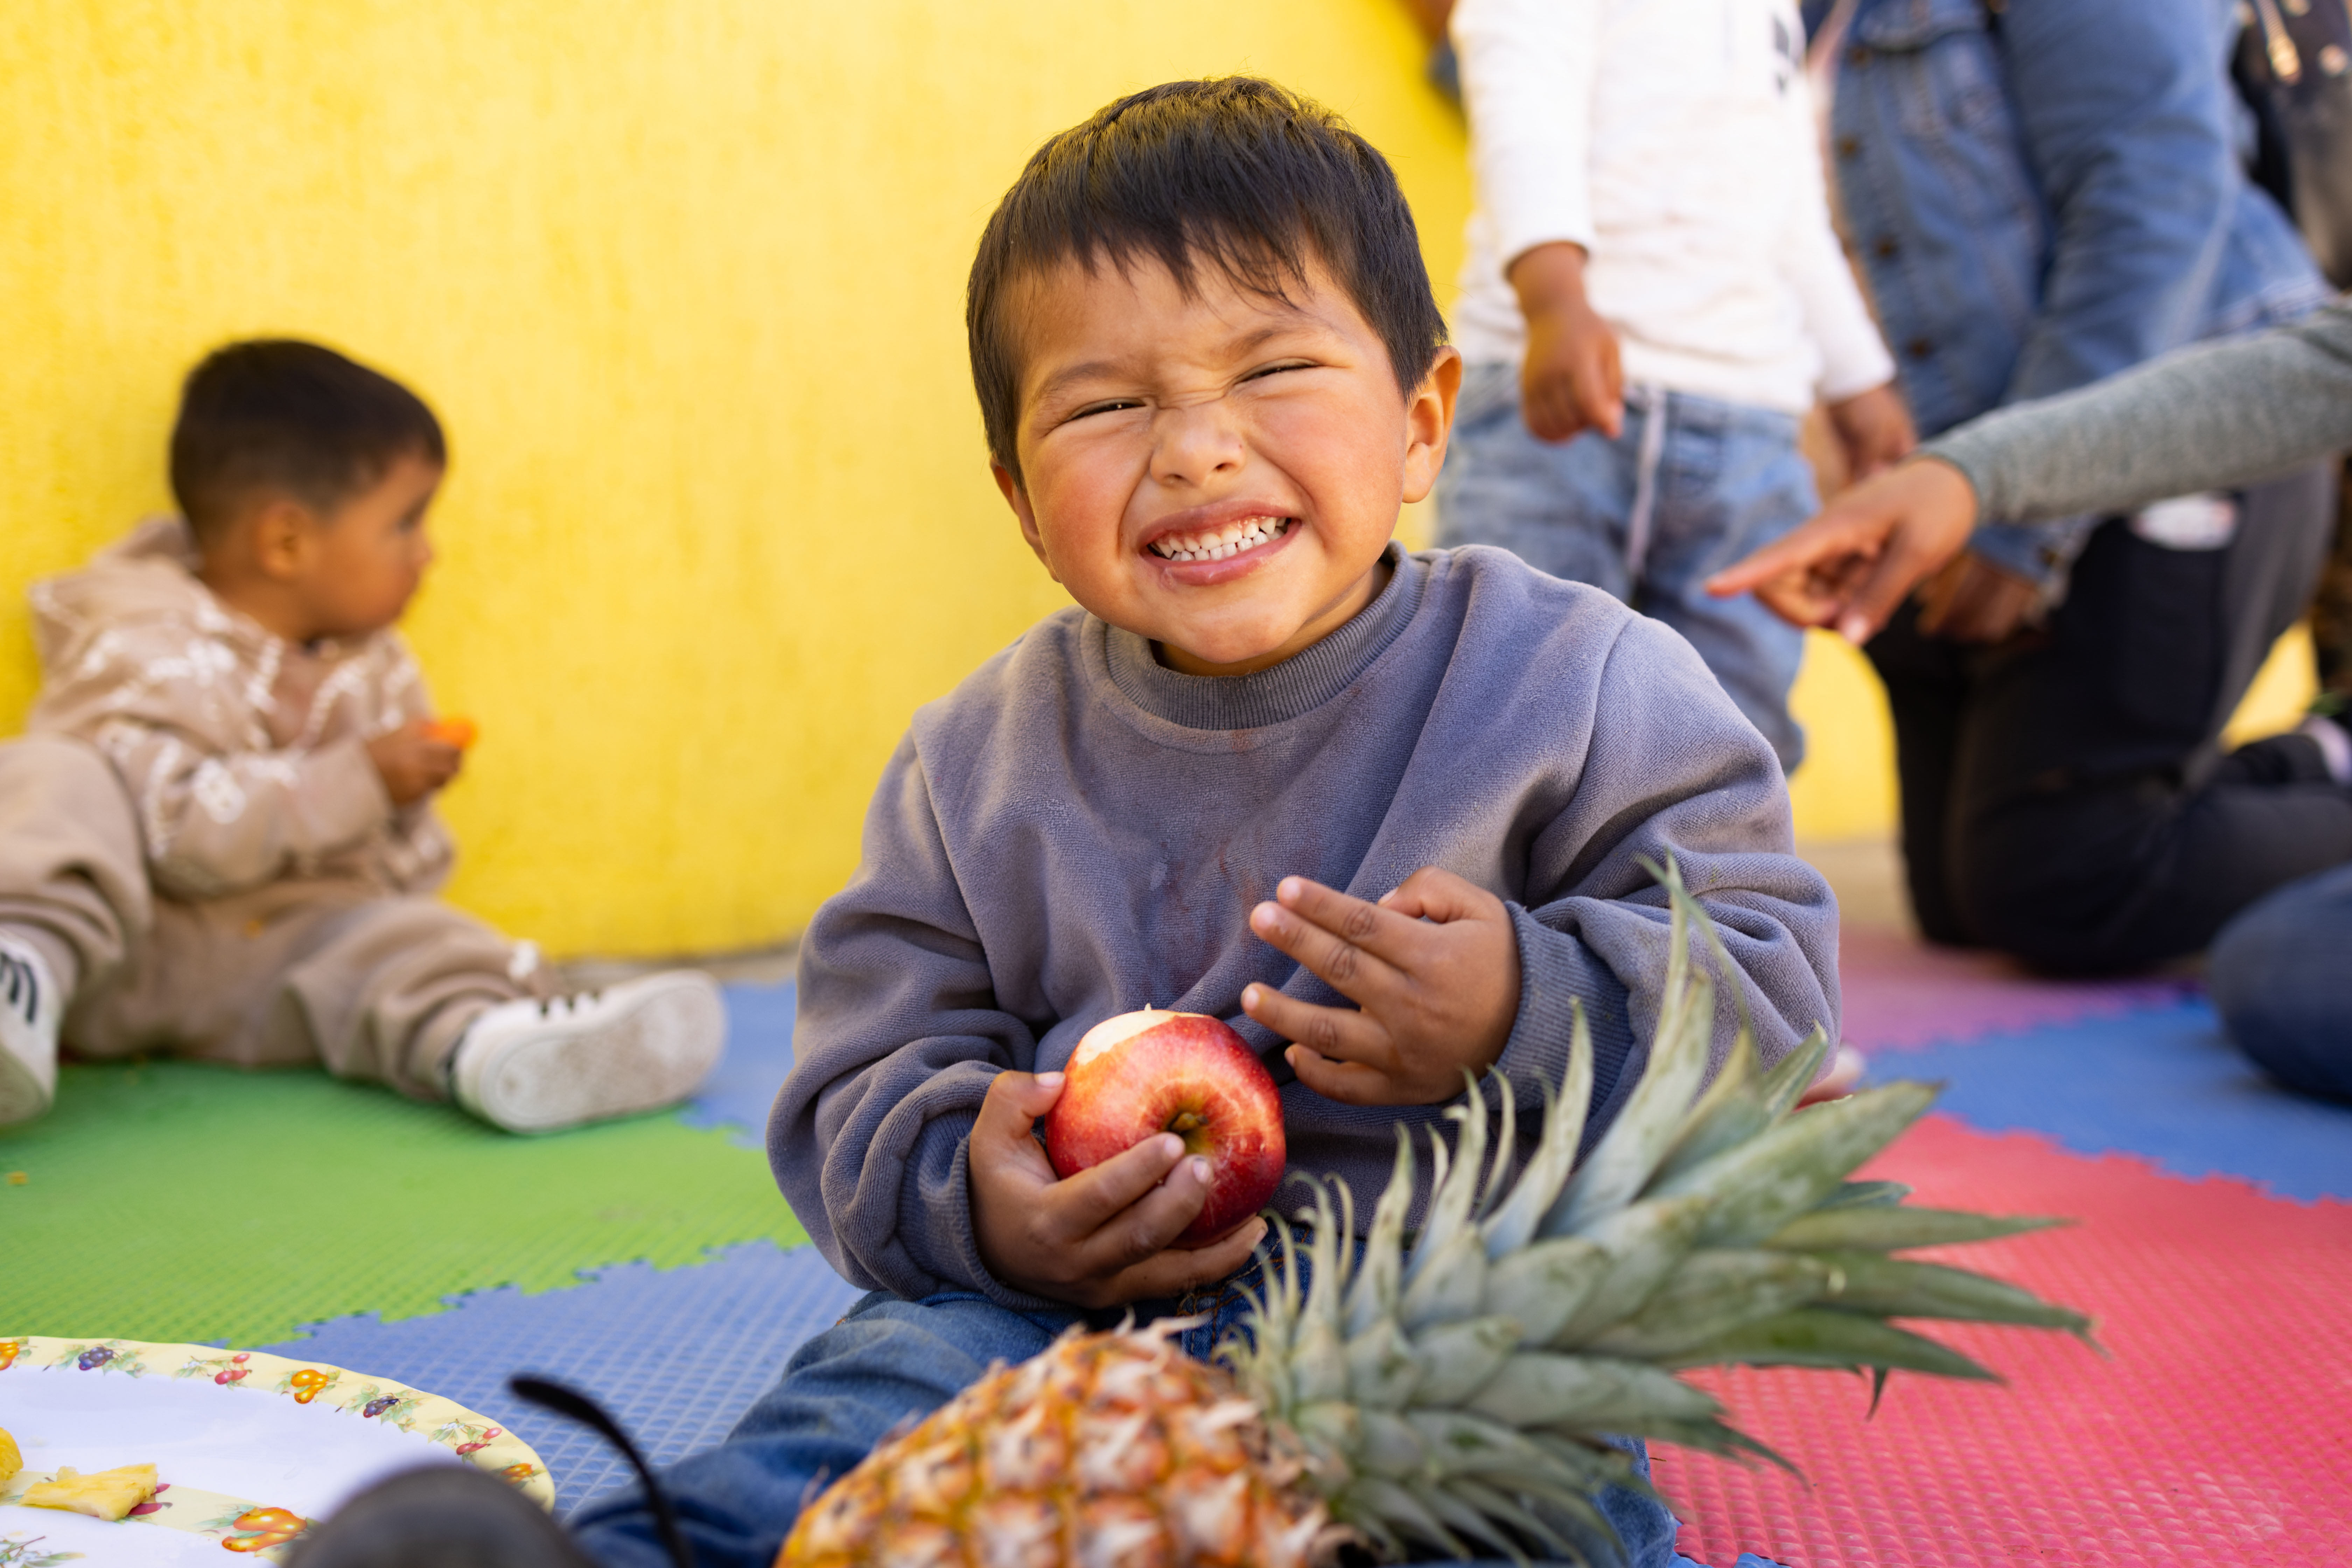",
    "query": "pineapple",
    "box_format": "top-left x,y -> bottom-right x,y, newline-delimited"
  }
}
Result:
21,1463 -> 160,1521
779,864 -> 2090,1568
